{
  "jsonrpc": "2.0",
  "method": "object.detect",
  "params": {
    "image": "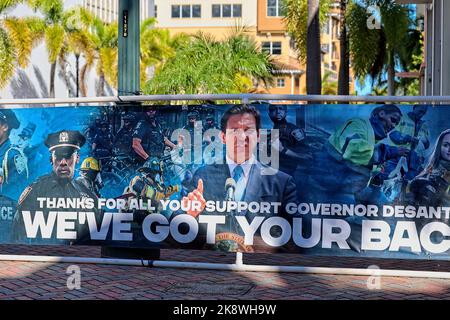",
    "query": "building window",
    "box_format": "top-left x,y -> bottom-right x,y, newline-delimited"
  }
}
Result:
331,61 -> 337,71
233,4 -> 242,17
289,37 -> 297,50
192,5 -> 201,17
171,5 -> 180,18
182,5 -> 190,18
332,42 -> 338,59
277,78 -> 285,87
154,5 -> 157,18
262,41 -> 282,55
212,4 -> 221,17
223,4 -> 231,17
332,18 -> 339,38
322,19 -> 330,34
172,4 -> 201,18
267,0 -> 284,17
212,4 -> 242,18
